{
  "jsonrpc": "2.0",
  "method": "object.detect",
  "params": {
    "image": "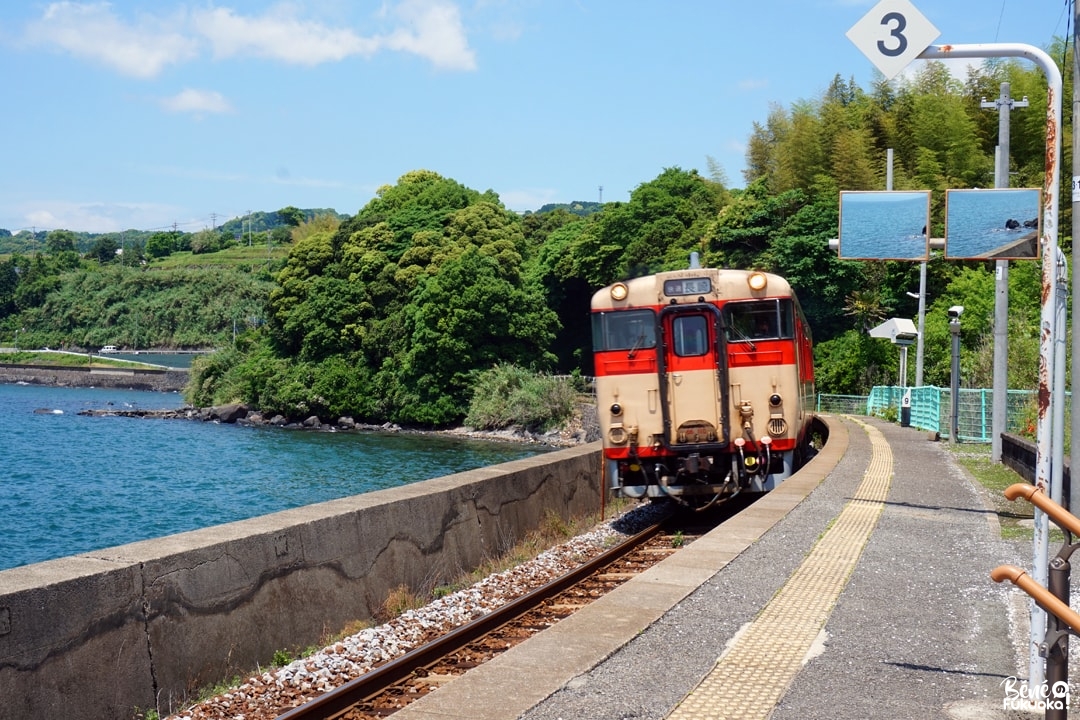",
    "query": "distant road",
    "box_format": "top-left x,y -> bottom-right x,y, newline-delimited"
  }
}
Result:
0,347 -> 211,369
